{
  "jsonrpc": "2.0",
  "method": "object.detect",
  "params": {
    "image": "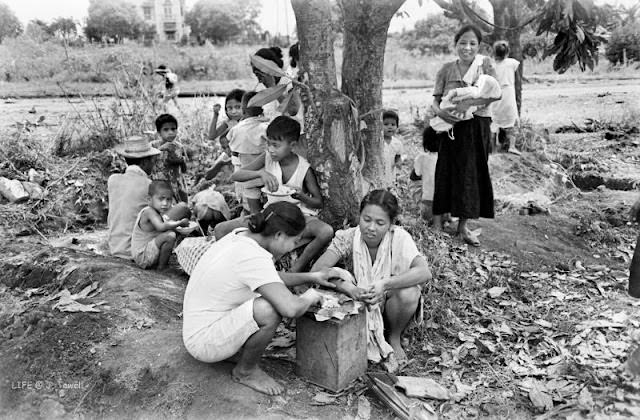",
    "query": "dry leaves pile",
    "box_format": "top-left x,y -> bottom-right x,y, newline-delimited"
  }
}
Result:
398,221 -> 640,418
